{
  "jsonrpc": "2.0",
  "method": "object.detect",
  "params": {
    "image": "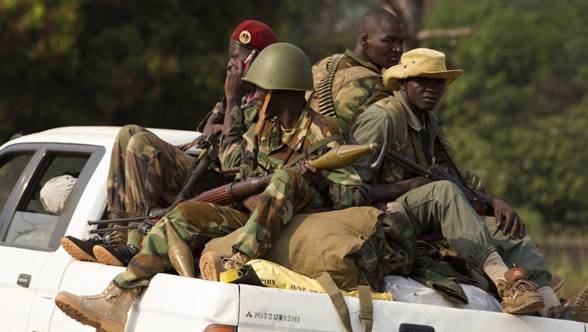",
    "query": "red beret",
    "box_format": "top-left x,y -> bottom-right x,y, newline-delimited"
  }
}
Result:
230,20 -> 278,51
